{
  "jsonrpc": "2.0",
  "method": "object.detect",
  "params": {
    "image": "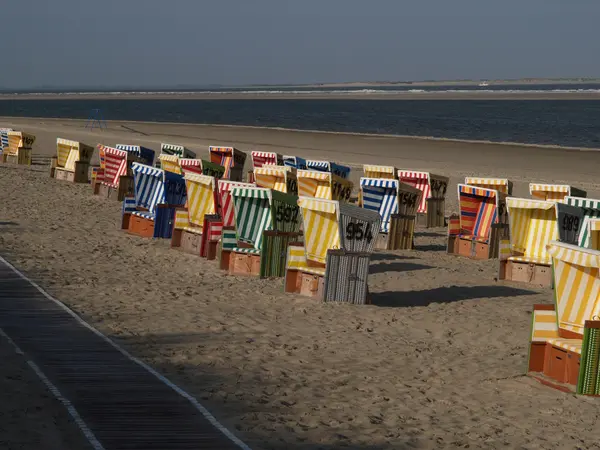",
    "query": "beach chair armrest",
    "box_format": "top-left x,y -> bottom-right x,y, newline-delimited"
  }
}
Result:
447,215 -> 460,236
